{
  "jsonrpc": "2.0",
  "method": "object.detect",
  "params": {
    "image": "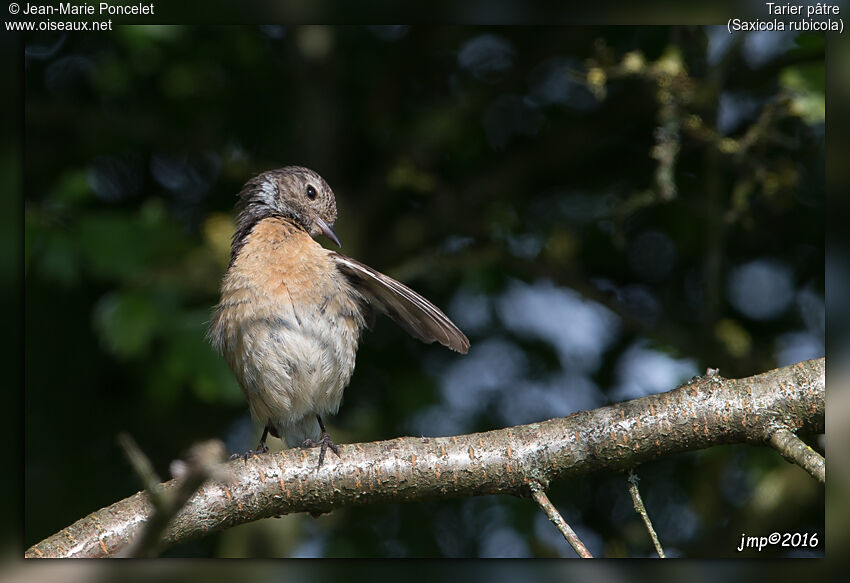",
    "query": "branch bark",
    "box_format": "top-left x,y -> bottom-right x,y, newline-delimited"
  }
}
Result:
26,358 -> 824,559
